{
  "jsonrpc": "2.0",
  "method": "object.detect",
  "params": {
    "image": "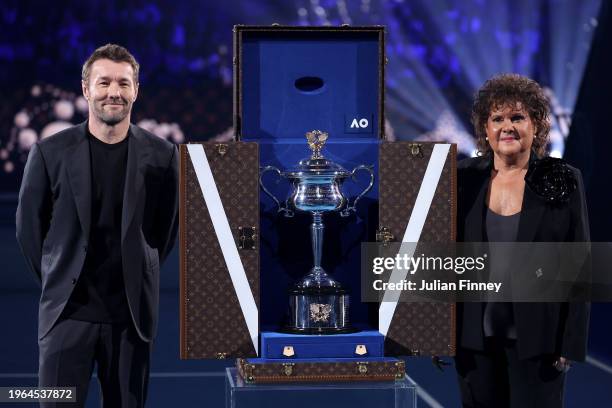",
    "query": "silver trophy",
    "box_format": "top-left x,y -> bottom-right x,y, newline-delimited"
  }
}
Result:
260,130 -> 374,334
